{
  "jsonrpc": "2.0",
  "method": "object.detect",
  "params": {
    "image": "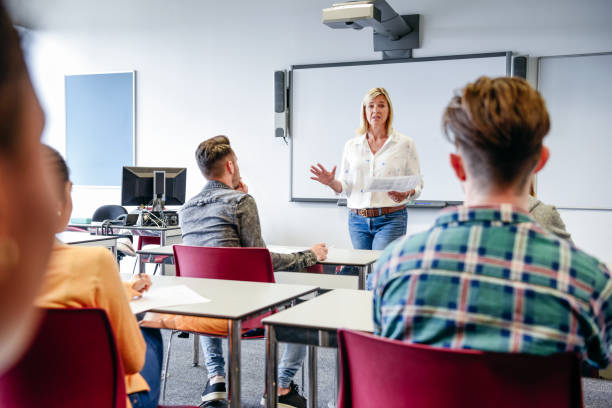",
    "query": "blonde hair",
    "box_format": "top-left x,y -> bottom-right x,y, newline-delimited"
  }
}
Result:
356,87 -> 394,135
